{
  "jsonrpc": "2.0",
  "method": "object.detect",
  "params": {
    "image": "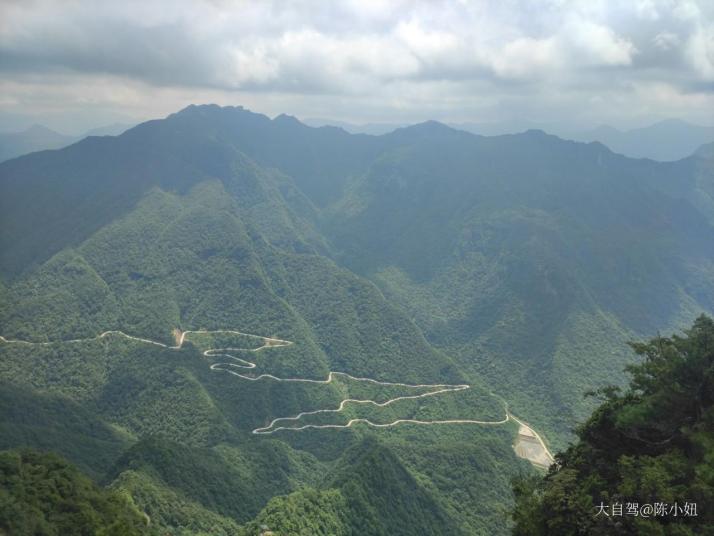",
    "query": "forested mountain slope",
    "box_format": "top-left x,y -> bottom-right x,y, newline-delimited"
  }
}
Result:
1,105 -> 712,534
0,448 -> 151,535
325,125 -> 714,441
